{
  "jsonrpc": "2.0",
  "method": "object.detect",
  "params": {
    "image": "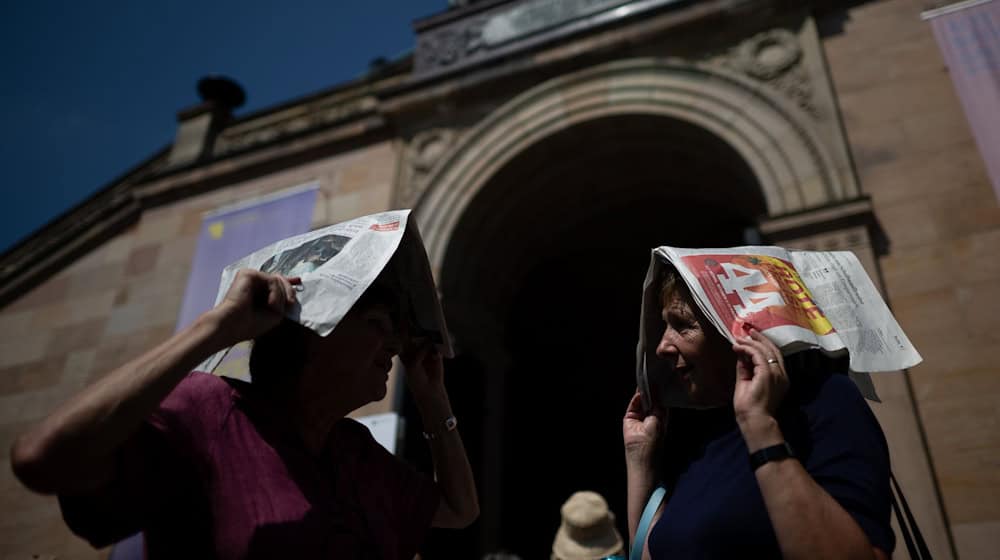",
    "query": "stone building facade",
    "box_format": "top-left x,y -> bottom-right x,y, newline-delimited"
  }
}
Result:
1,0 -> 997,557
